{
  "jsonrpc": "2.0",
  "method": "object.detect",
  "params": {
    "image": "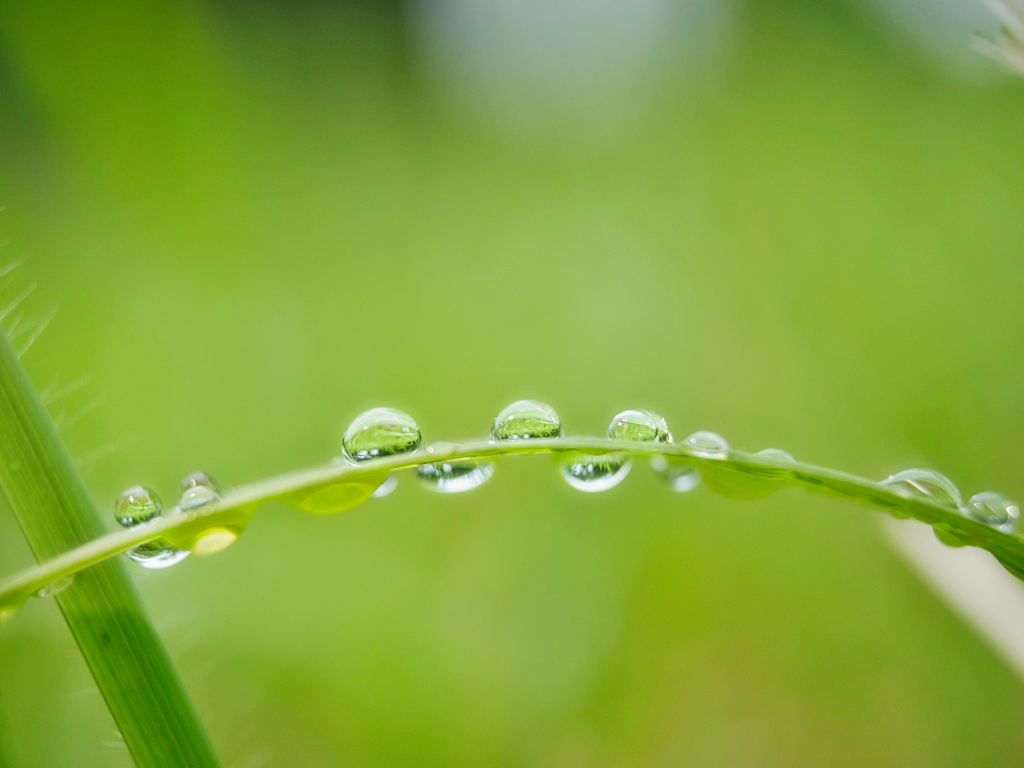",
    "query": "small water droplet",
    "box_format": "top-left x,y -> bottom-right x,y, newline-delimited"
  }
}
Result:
492,400 -> 561,441
180,483 -> 220,514
966,491 -> 1019,532
181,471 -> 220,494
342,408 -> 422,462
558,451 -> 630,492
681,431 -> 729,459
650,455 -> 702,493
114,485 -> 161,527
756,448 -> 795,463
417,459 -> 495,493
607,409 -> 671,443
880,468 -> 961,507
933,527 -> 968,547
372,474 -> 399,498
114,485 -> 191,569
35,574 -> 73,598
